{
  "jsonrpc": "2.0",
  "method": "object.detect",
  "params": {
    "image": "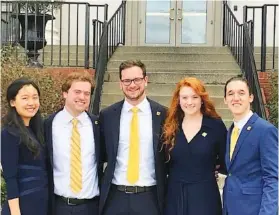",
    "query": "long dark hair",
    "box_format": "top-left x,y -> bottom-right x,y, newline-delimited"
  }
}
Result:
3,78 -> 44,157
